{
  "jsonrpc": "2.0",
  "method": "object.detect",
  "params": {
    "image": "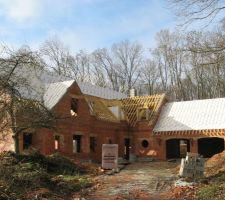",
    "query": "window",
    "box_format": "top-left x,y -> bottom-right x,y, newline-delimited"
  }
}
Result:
73,135 -> 82,153
71,98 -> 78,116
90,137 -> 96,152
23,133 -> 32,150
54,135 -> 60,150
108,139 -> 112,144
142,140 -> 149,148
137,108 -> 151,121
